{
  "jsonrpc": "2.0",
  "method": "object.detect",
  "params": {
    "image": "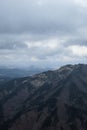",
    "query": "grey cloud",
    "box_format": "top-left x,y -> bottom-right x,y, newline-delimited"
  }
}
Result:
64,38 -> 87,47
69,40 -> 87,46
0,0 -> 85,35
0,0 -> 87,68
0,40 -> 28,50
